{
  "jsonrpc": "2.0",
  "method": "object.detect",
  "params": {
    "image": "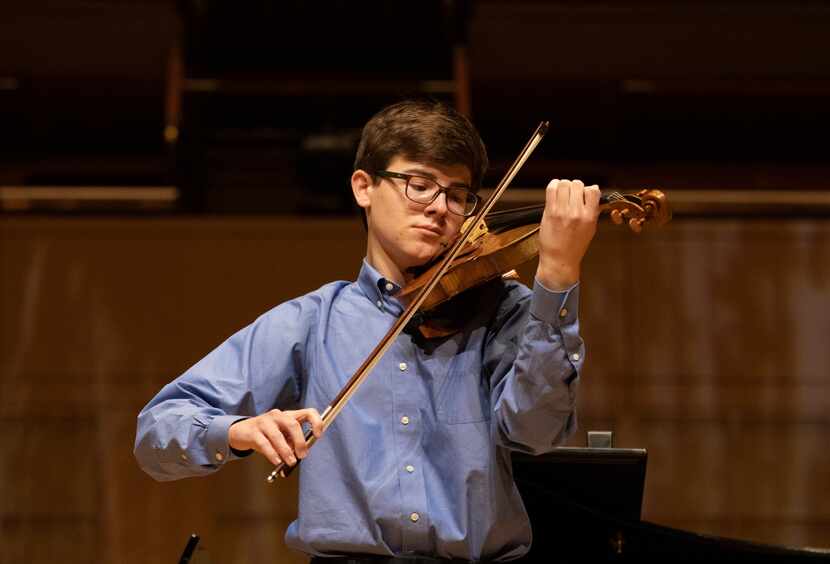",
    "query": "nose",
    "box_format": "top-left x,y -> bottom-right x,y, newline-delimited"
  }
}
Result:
424,191 -> 449,217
